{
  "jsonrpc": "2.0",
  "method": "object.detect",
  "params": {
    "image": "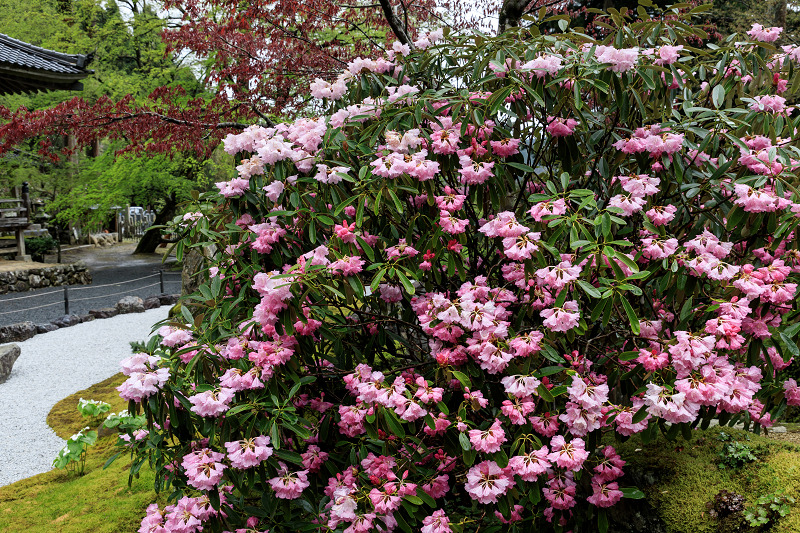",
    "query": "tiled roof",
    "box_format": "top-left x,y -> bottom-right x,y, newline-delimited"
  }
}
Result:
0,33 -> 92,94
